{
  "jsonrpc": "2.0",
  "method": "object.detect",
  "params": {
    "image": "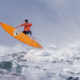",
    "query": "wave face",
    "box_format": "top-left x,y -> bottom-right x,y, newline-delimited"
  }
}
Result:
0,41 -> 80,80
